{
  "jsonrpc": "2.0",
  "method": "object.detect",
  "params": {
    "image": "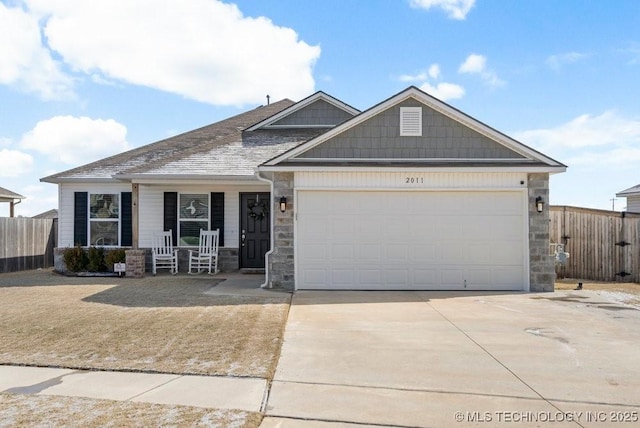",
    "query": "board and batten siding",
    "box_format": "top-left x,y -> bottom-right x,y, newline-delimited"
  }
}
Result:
294,171 -> 529,190
137,184 -> 269,248
58,183 -> 132,247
